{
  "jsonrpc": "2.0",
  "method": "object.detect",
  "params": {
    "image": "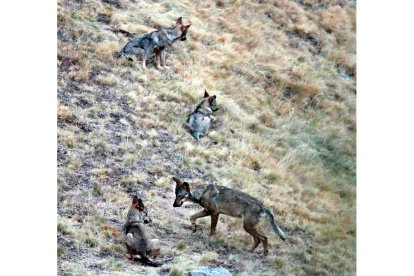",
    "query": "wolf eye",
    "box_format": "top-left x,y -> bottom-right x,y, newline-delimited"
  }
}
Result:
178,191 -> 188,197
